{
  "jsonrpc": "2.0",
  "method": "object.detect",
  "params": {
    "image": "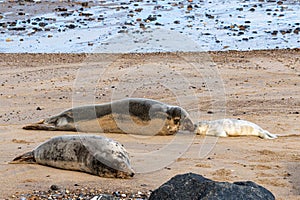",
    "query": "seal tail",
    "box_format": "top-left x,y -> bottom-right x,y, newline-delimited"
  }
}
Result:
10,151 -> 36,164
